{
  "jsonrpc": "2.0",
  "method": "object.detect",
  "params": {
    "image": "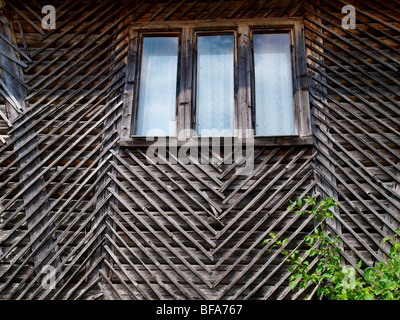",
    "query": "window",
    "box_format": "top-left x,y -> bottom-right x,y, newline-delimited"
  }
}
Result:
136,36 -> 179,136
253,32 -> 295,135
122,18 -> 311,143
196,34 -> 235,136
